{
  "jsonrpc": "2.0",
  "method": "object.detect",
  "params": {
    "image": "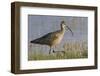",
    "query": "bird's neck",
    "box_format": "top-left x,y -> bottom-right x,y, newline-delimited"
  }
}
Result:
61,27 -> 65,34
